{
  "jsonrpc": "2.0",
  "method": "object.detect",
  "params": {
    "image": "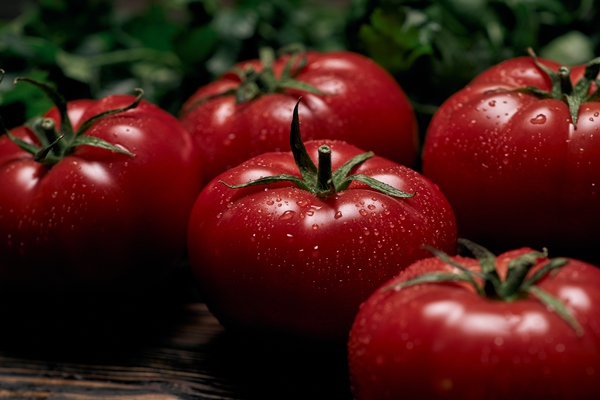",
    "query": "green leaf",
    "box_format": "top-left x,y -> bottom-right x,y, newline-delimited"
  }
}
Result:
341,174 -> 414,199
219,174 -> 312,192
384,272 -> 475,292
527,286 -> 583,336
72,135 -> 134,157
